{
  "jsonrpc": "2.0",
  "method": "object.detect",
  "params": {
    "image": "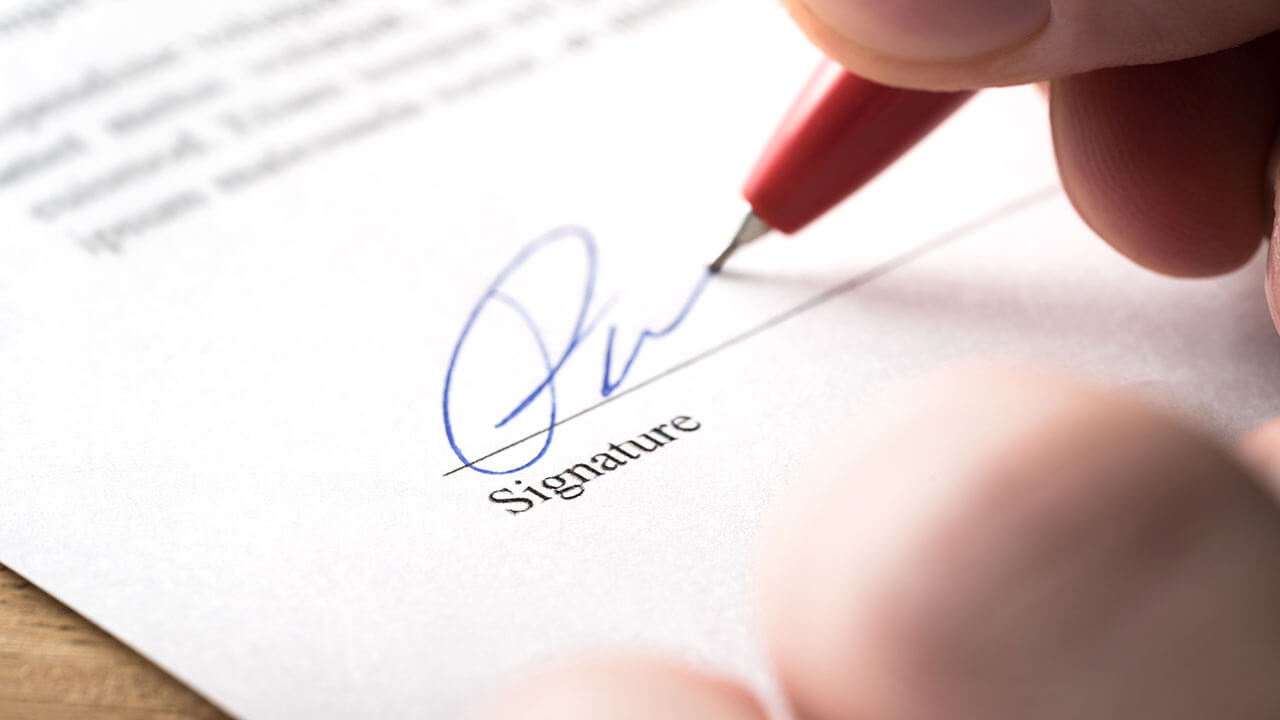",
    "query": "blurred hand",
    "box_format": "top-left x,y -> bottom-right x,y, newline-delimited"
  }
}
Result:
466,9 -> 1280,715
782,0 -> 1280,331
468,368 -> 1280,720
